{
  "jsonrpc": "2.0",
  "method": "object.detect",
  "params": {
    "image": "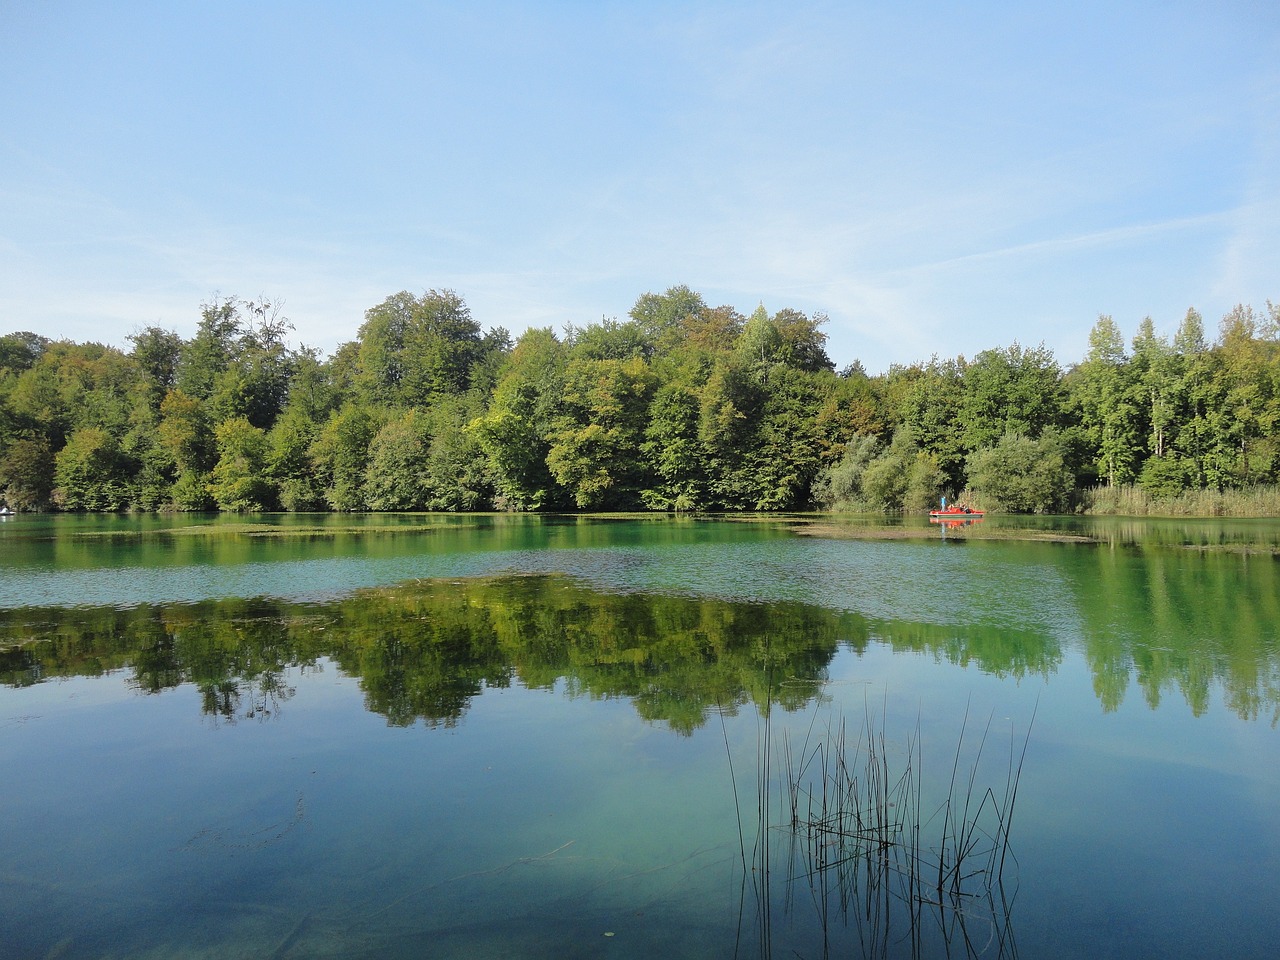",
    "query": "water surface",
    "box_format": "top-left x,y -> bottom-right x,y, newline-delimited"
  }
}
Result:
1,513 -> 1278,958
